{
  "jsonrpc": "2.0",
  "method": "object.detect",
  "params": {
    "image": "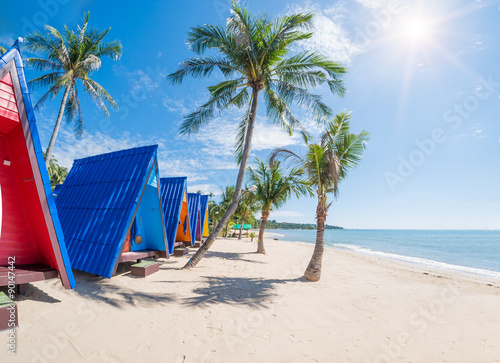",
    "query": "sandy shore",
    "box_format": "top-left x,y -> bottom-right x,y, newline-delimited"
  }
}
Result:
2,237 -> 500,362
